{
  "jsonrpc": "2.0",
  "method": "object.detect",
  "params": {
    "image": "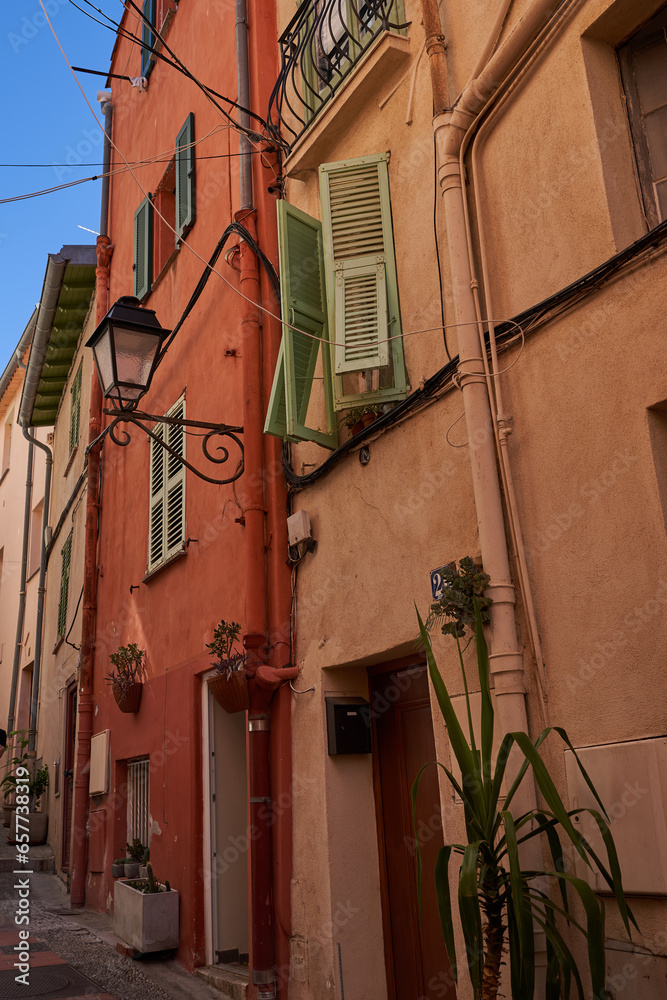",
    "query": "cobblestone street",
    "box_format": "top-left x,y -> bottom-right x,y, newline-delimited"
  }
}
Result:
0,864 -> 223,1000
